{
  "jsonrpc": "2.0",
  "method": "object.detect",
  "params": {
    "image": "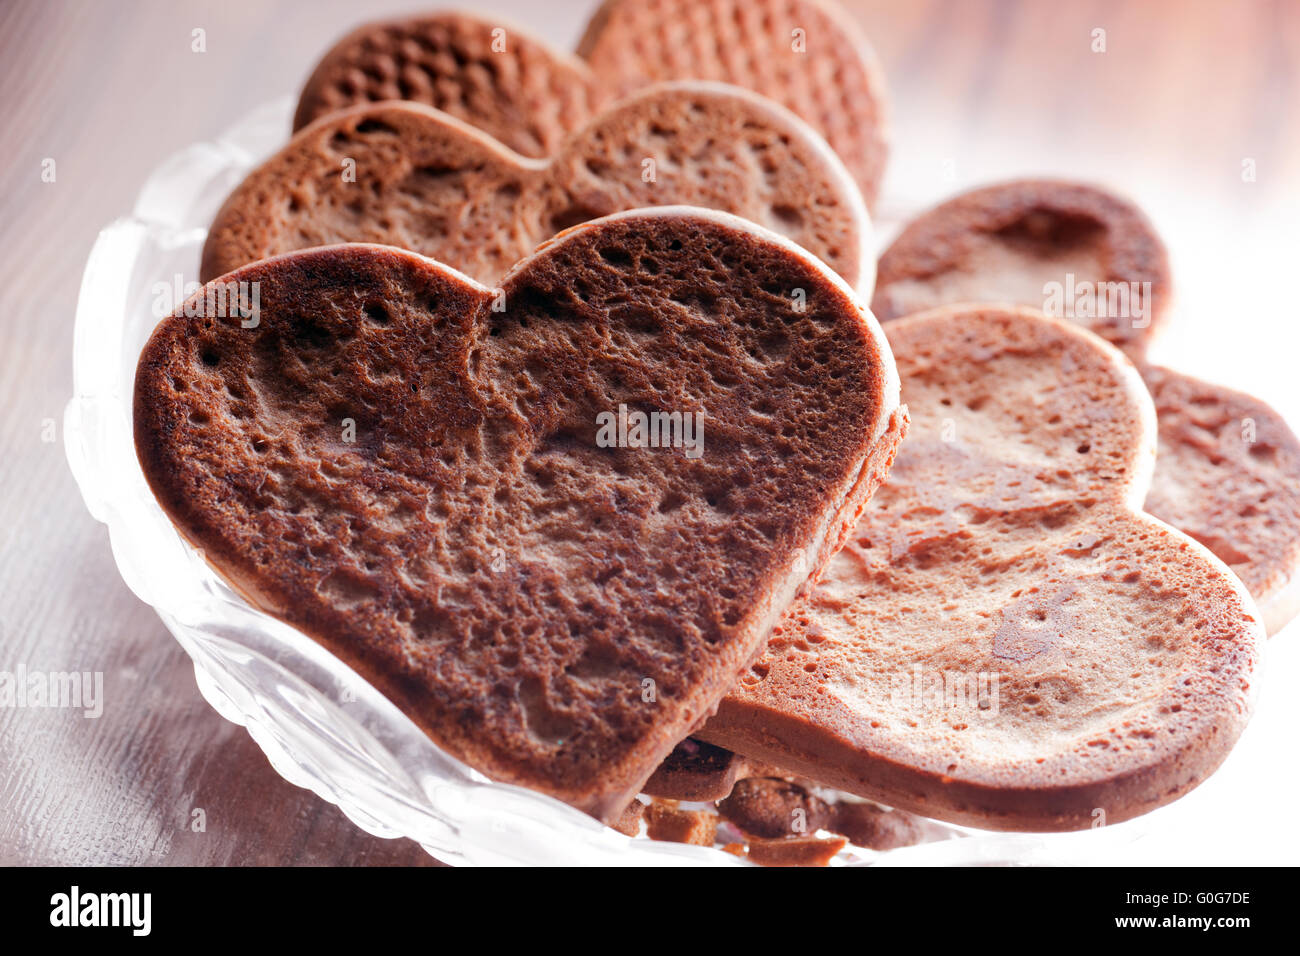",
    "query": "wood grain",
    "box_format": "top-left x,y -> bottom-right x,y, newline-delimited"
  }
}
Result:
0,0 -> 1295,865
